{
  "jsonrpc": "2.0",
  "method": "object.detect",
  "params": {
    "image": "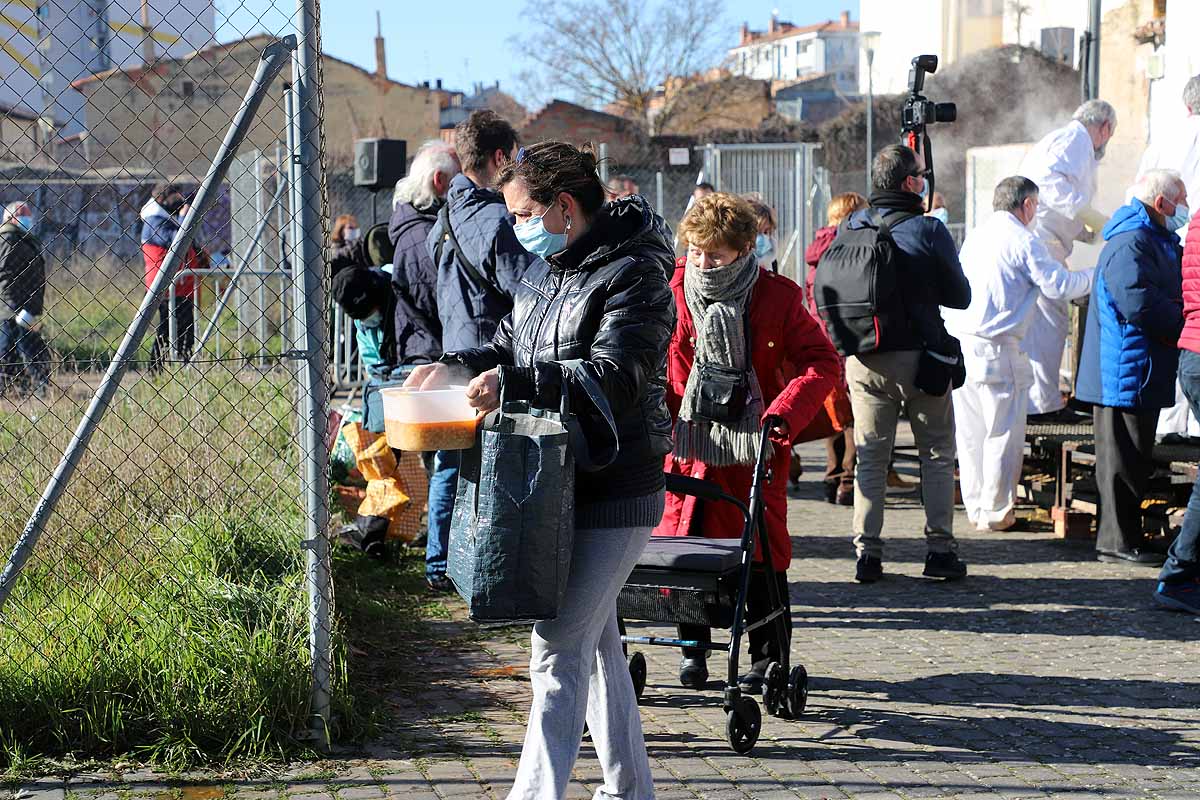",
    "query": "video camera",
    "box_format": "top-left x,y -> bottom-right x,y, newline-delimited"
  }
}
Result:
900,55 -> 957,211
